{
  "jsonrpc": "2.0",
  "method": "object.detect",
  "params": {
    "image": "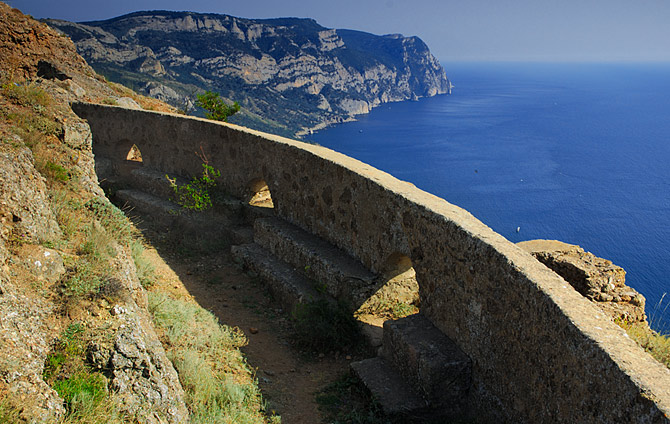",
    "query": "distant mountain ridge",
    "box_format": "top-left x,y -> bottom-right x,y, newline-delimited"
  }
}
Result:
45,10 -> 450,137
